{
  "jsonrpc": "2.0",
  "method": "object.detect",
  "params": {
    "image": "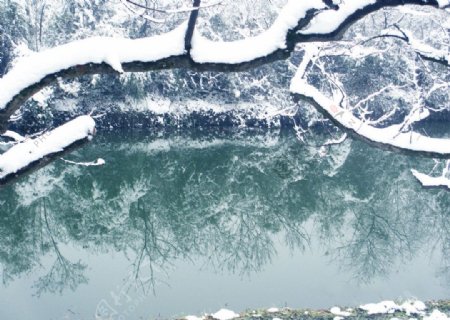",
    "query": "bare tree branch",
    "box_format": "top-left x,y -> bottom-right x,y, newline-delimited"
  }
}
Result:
185,0 -> 201,52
